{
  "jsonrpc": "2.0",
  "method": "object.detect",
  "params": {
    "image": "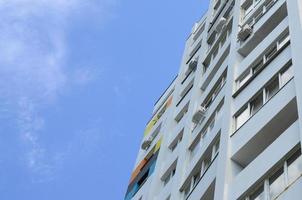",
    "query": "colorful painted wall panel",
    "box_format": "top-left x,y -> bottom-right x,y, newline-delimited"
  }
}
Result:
129,138 -> 162,184
125,139 -> 162,200
144,96 -> 173,137
125,150 -> 159,200
129,158 -> 148,184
